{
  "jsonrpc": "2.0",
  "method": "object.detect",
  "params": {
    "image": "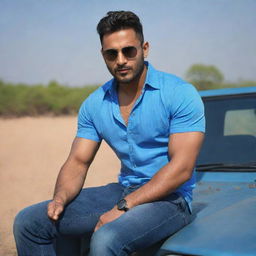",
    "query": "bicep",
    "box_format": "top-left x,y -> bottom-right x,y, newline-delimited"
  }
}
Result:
168,132 -> 204,168
67,137 -> 101,166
